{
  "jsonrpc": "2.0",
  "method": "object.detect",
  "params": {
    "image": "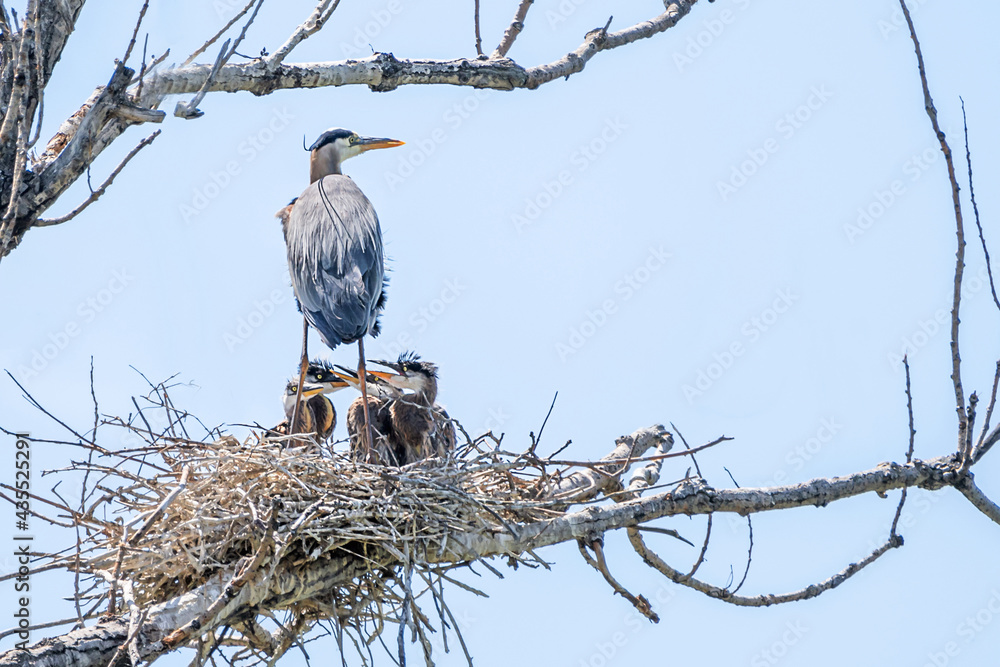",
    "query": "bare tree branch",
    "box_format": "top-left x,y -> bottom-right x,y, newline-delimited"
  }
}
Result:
492,0 -> 533,58
899,0 -> 970,461
627,526 -> 902,606
36,129 -> 160,227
